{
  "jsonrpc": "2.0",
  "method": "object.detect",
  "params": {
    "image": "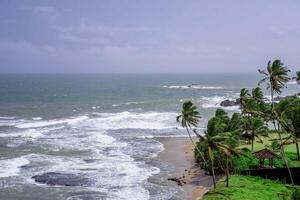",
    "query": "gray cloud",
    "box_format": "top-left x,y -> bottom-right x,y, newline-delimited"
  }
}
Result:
0,0 -> 299,73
